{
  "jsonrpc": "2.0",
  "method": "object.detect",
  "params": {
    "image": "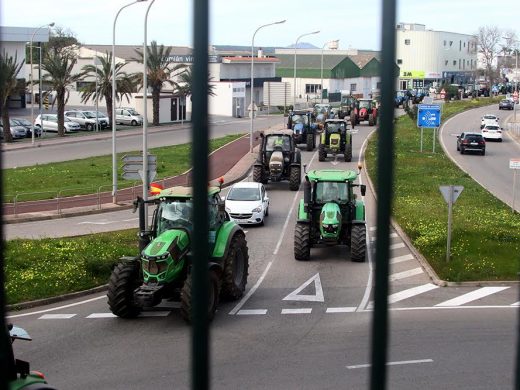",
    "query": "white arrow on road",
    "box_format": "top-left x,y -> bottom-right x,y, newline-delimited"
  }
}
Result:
331,155 -> 339,166
283,273 -> 324,302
